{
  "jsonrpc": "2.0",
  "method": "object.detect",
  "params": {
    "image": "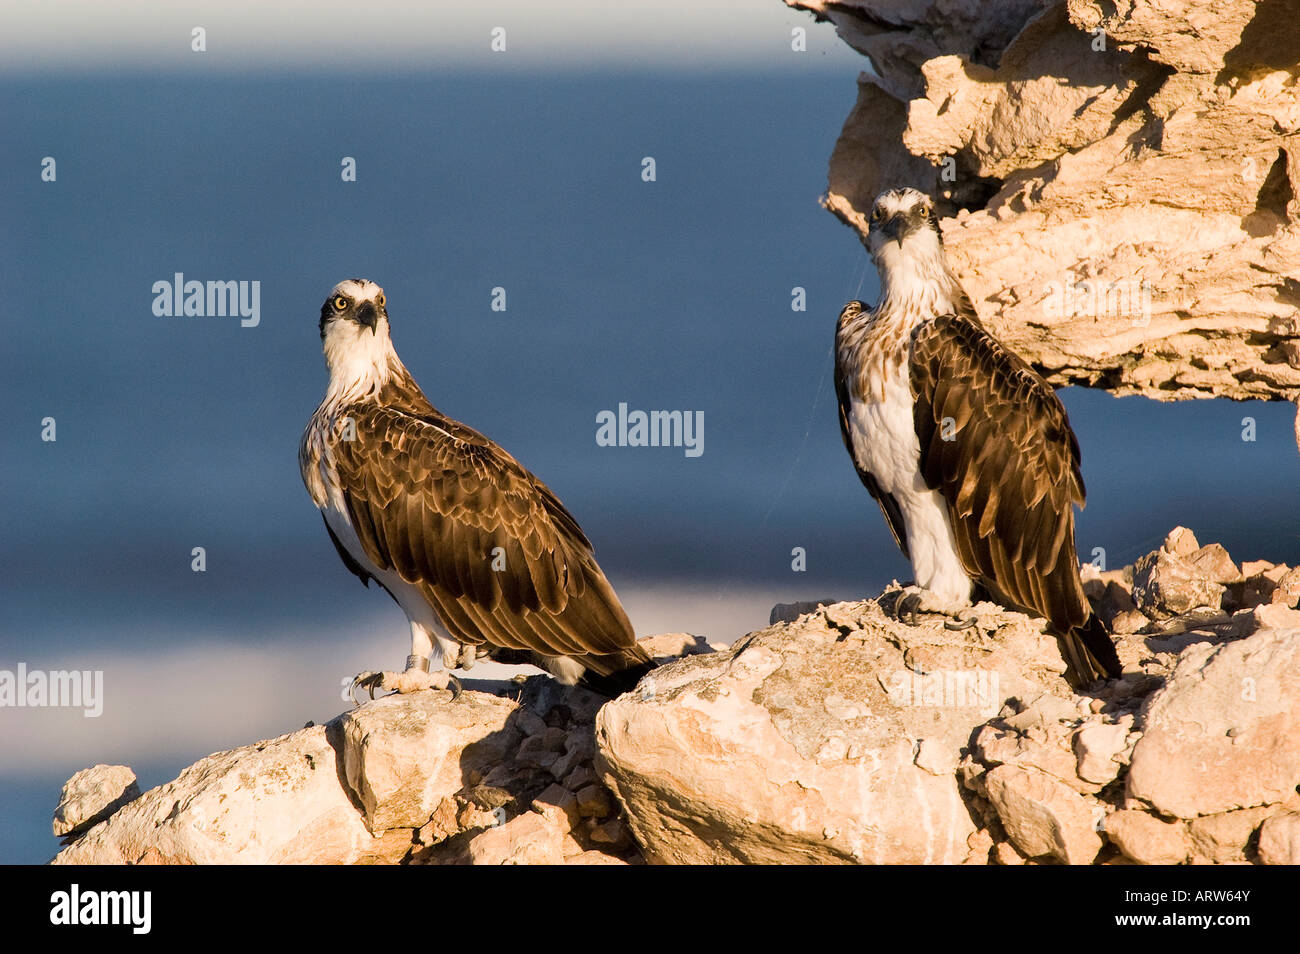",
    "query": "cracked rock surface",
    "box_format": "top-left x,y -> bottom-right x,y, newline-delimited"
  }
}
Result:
597,527 -> 1300,864
52,672 -> 654,865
